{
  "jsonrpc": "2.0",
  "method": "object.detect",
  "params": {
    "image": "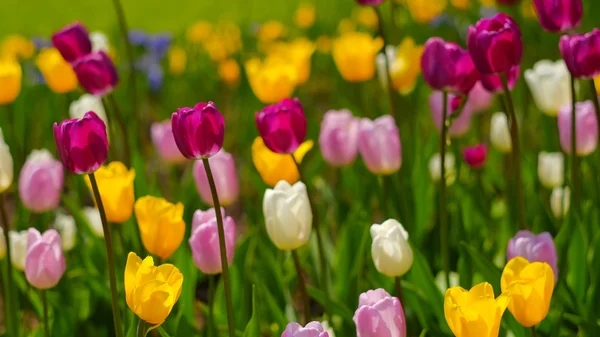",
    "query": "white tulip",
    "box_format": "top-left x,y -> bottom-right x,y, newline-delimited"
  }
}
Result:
0,228 -> 5,259
370,219 -> 413,277
0,128 -> 13,193
435,271 -> 459,293
83,207 -> 104,238
376,45 -> 397,91
90,31 -> 110,53
9,230 -> 28,270
69,94 -> 109,127
538,152 -> 564,189
428,152 -> 456,186
54,212 -> 77,251
551,186 -> 570,219
525,60 -> 571,116
263,180 -> 312,250
490,112 -> 512,153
